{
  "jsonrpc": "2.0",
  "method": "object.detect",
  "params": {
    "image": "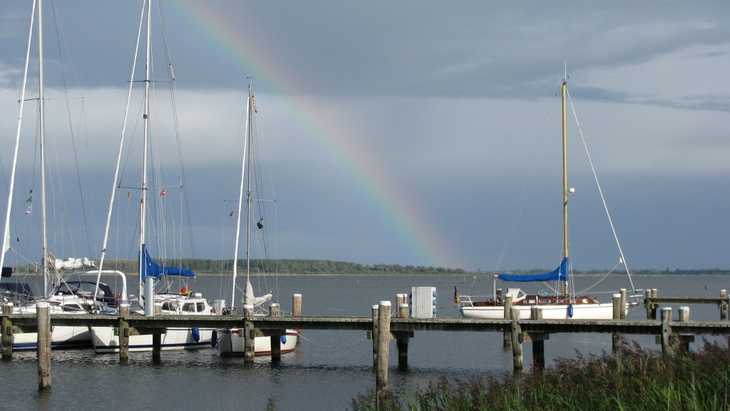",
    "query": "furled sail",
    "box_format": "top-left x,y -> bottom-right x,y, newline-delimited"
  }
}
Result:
497,257 -> 569,282
141,245 -> 195,278
244,279 -> 272,307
